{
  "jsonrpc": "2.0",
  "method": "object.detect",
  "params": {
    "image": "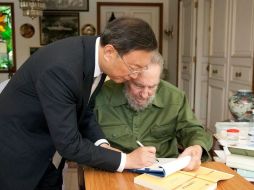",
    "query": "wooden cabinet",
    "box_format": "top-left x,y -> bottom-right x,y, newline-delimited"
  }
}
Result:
207,0 -> 254,132
178,0 -> 254,133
